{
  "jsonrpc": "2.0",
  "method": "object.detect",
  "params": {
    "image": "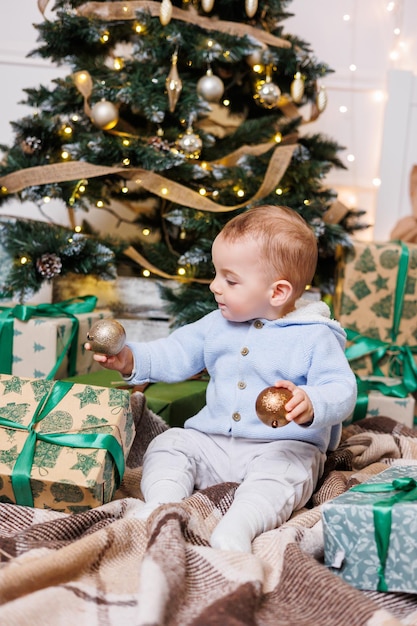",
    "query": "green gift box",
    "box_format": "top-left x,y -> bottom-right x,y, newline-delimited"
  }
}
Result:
322,465 -> 417,593
0,373 -> 134,513
143,380 -> 208,427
